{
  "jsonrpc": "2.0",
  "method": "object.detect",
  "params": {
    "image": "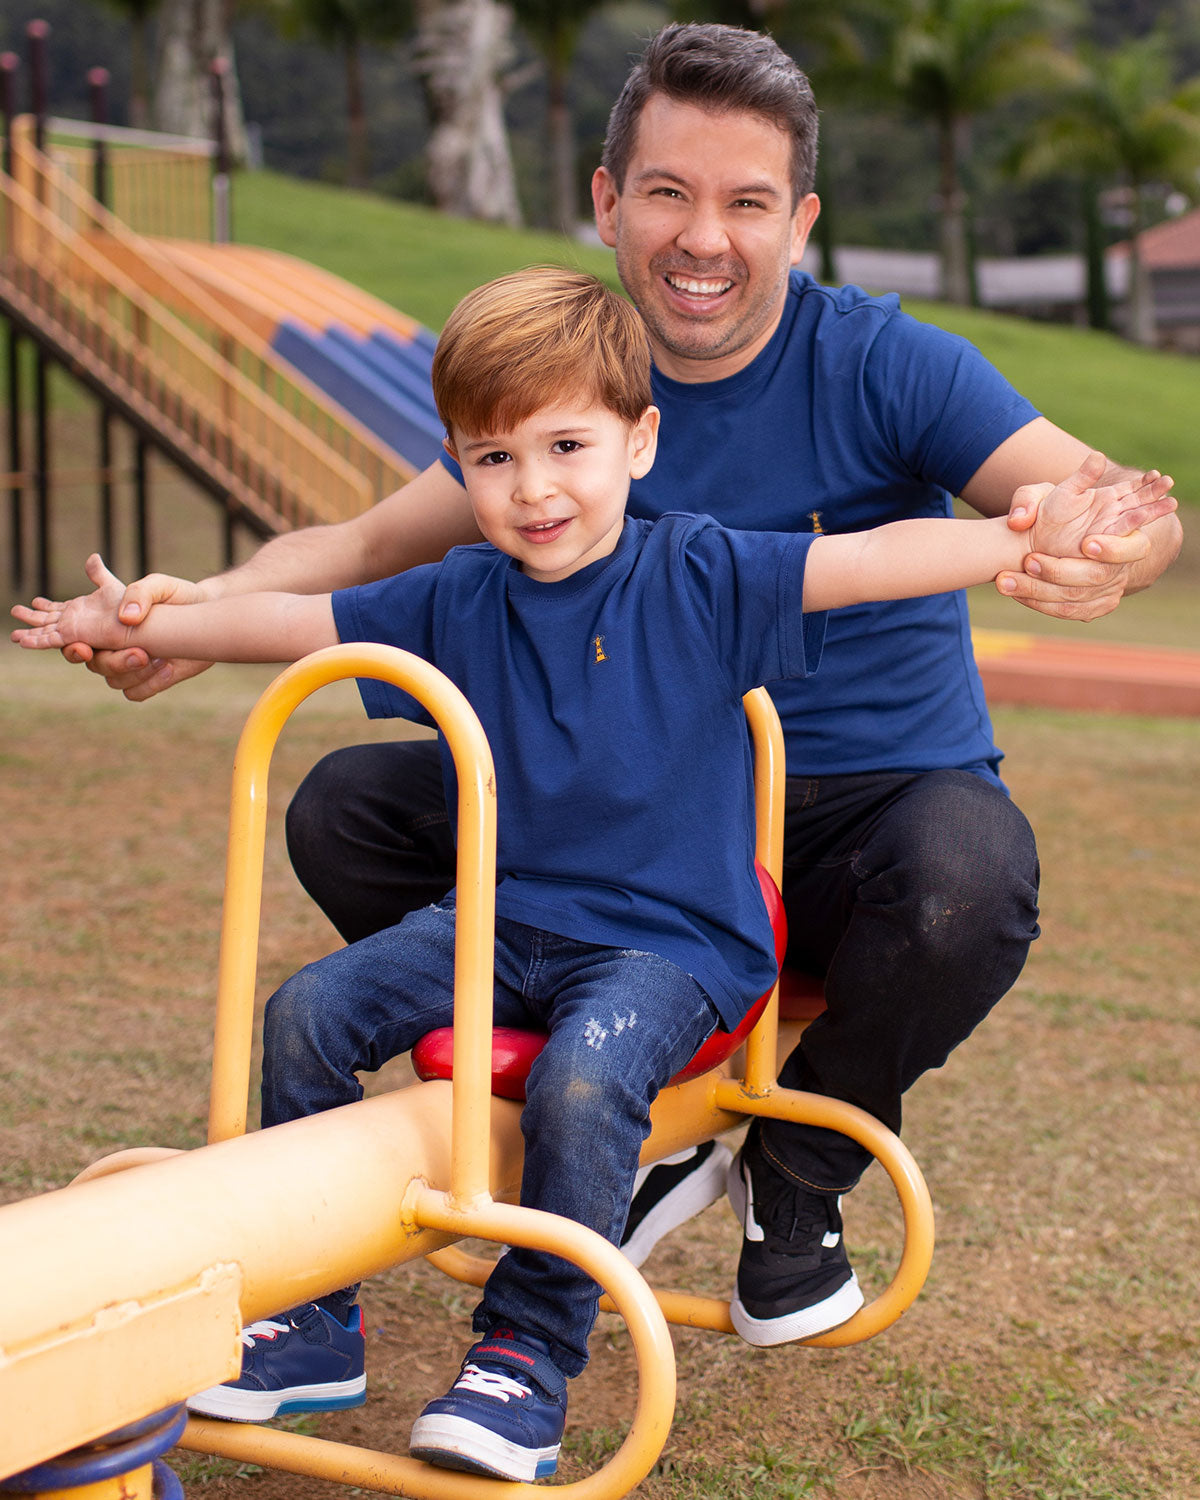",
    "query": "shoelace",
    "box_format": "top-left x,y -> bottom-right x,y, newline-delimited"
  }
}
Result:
454,1362 -> 530,1403
759,1177 -> 835,1247
238,1317 -> 290,1348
